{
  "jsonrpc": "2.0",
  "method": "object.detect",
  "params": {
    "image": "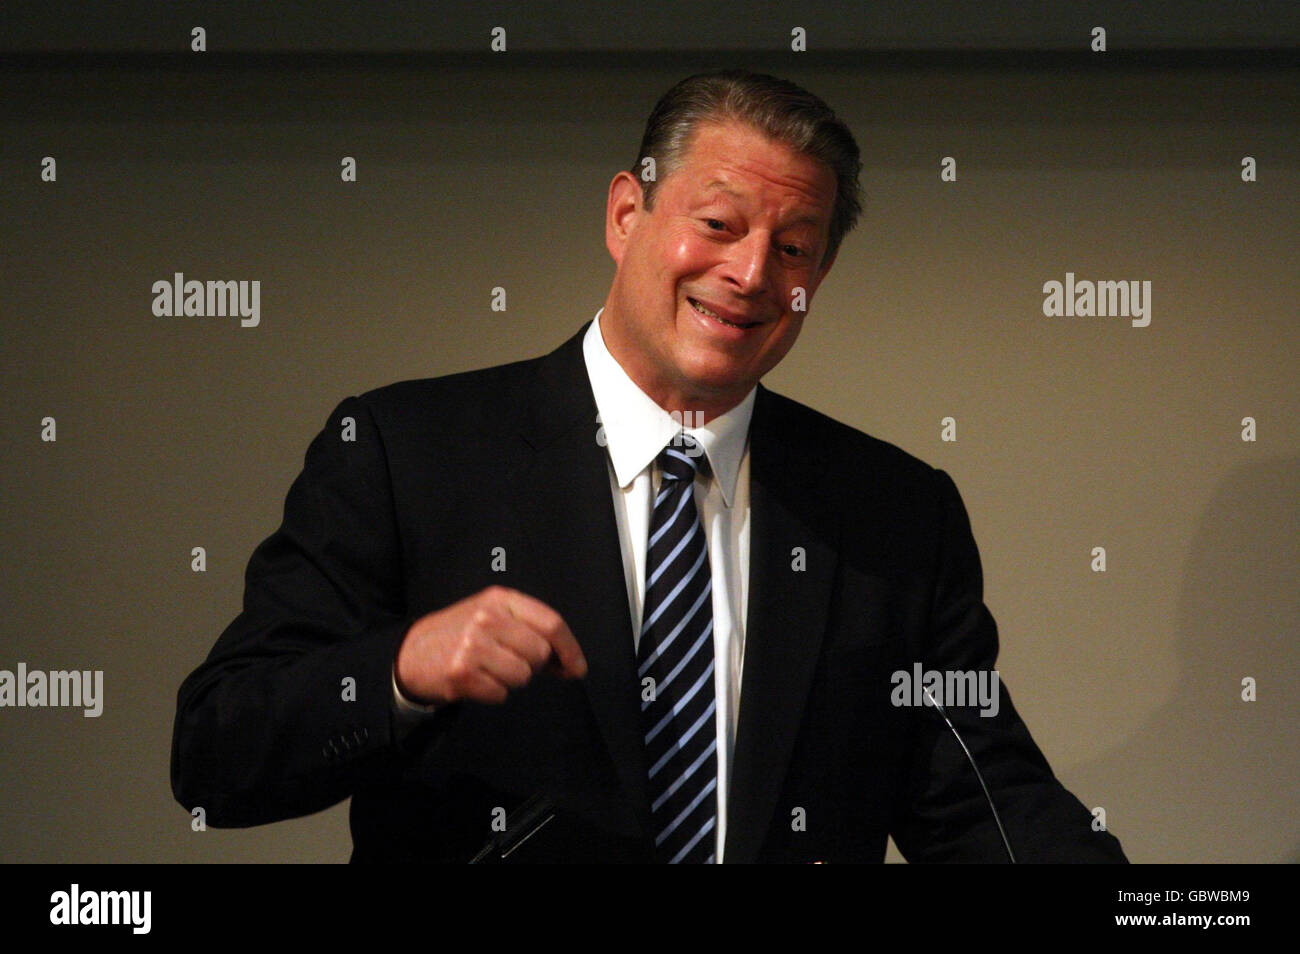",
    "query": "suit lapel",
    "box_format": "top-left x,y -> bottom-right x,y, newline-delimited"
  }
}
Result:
511,329 -> 839,858
724,383 -> 840,863
511,323 -> 653,837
